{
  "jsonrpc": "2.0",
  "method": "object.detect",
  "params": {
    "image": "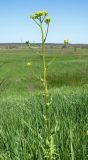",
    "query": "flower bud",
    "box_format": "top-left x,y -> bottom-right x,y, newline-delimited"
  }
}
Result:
44,17 -> 51,24
27,62 -> 32,67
